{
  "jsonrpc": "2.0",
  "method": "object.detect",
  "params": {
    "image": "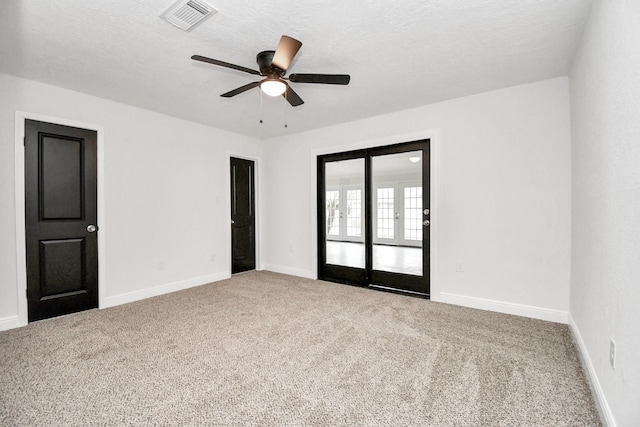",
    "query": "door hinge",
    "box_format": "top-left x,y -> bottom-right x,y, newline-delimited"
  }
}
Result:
23,137 -> 26,146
